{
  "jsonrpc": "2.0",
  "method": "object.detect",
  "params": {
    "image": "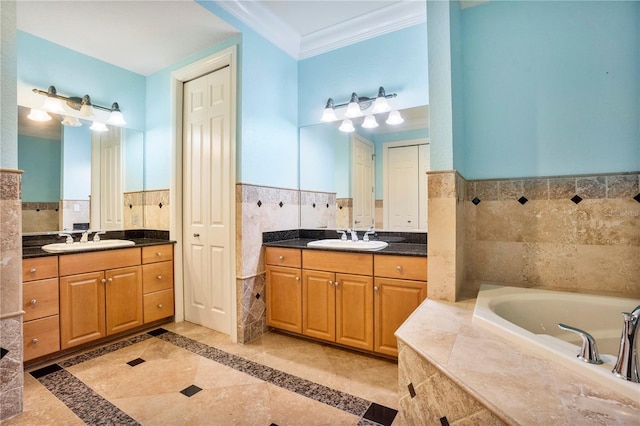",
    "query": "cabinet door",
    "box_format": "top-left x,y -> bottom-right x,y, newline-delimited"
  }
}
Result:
60,271 -> 106,349
335,273 -> 373,351
105,266 -> 143,335
302,270 -> 335,342
374,277 -> 427,357
266,266 -> 302,333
